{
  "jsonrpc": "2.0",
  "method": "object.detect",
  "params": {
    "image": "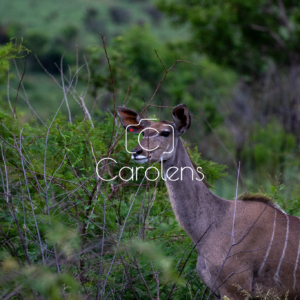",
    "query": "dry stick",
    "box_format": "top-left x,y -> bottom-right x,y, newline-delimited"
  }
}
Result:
2,130 -> 47,195
56,127 -> 92,198
45,59 -> 90,187
150,262 -> 160,300
13,60 -> 43,129
98,175 -> 146,298
19,177 -> 30,269
149,104 -> 199,119
3,164 -> 86,189
211,260 -> 276,297
100,34 -> 116,150
60,55 -> 72,123
96,188 -> 107,300
154,49 -> 167,71
134,257 -> 154,300
231,161 -> 240,244
35,55 -> 61,88
49,174 -> 96,209
47,154 -> 67,189
19,130 -> 45,265
118,253 -> 139,300
0,143 -> 31,266
8,86 -> 47,129
166,223 -> 214,300
141,51 -> 197,115
4,65 -> 91,292
150,104 -> 174,109
54,62 -> 93,126
207,186 -> 281,299
0,165 -> 22,265
107,131 -> 125,154
138,176 -> 150,239
277,0 -> 291,32
6,68 -> 14,116
2,285 -> 24,300
144,182 -> 158,230
123,64 -> 138,106
105,61 -> 139,154
141,179 -> 157,239
199,285 -> 208,300
174,241 -> 193,271
206,163 -> 241,299
250,24 -> 286,49
13,59 -> 29,103
85,142 -> 104,230
0,223 -> 20,263
43,65 -> 80,193
82,55 -> 90,99
12,61 -> 26,135
74,262 -> 89,296
40,123 -> 61,273
136,171 -> 151,280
